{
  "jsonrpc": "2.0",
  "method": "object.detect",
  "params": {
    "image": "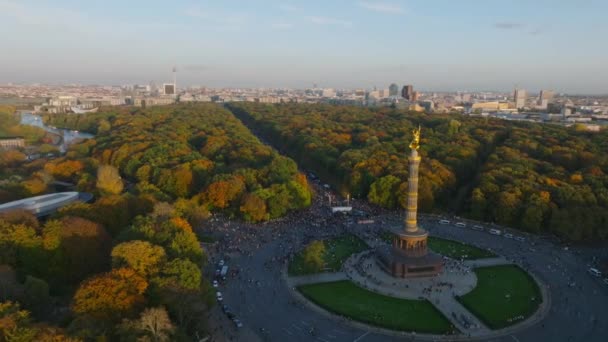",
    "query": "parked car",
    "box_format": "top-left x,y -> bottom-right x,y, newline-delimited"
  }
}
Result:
232,318 -> 243,328
603,278 -> 608,285
222,304 -> 230,313
219,259 -> 225,267
439,219 -> 450,225
489,229 -> 502,236
213,280 -> 219,288
504,233 -> 514,239
472,225 -> 484,231
216,292 -> 223,302
588,268 -> 602,277
515,236 -> 525,242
